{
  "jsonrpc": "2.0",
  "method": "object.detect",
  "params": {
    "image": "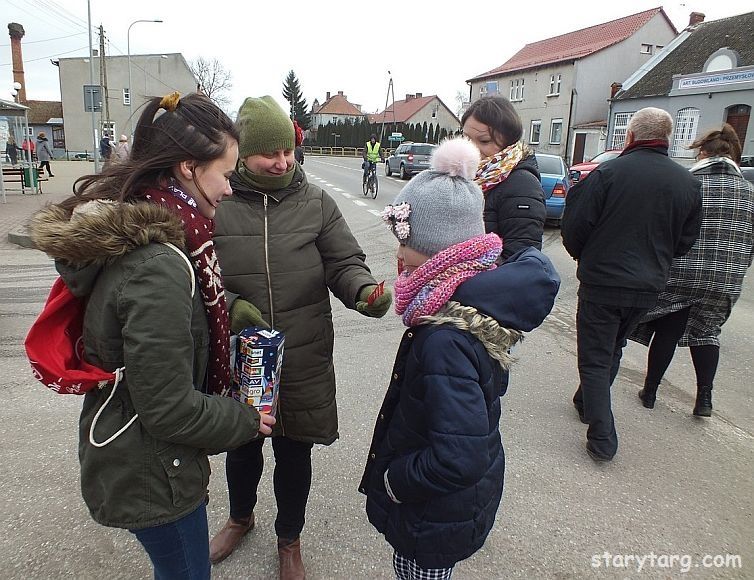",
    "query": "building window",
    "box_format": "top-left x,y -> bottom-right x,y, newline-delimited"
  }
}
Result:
25,126 -> 34,137
123,88 -> 130,106
548,74 -> 561,96
640,44 -> 653,55
481,81 -> 498,96
611,112 -> 634,149
530,120 -> 541,144
550,119 -> 563,144
509,78 -> 524,101
102,121 -> 115,137
332,117 -> 338,124
671,108 -> 701,158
